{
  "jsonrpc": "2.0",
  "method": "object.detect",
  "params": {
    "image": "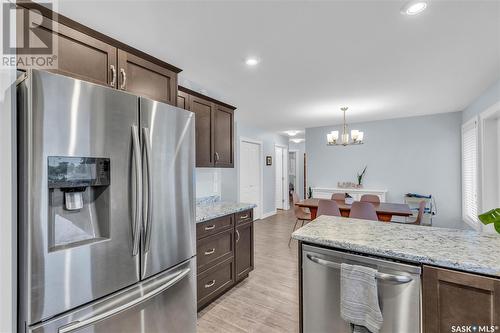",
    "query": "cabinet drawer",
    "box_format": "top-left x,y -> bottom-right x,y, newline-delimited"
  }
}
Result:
197,257 -> 234,309
196,214 -> 233,240
197,229 -> 233,273
235,210 -> 253,224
